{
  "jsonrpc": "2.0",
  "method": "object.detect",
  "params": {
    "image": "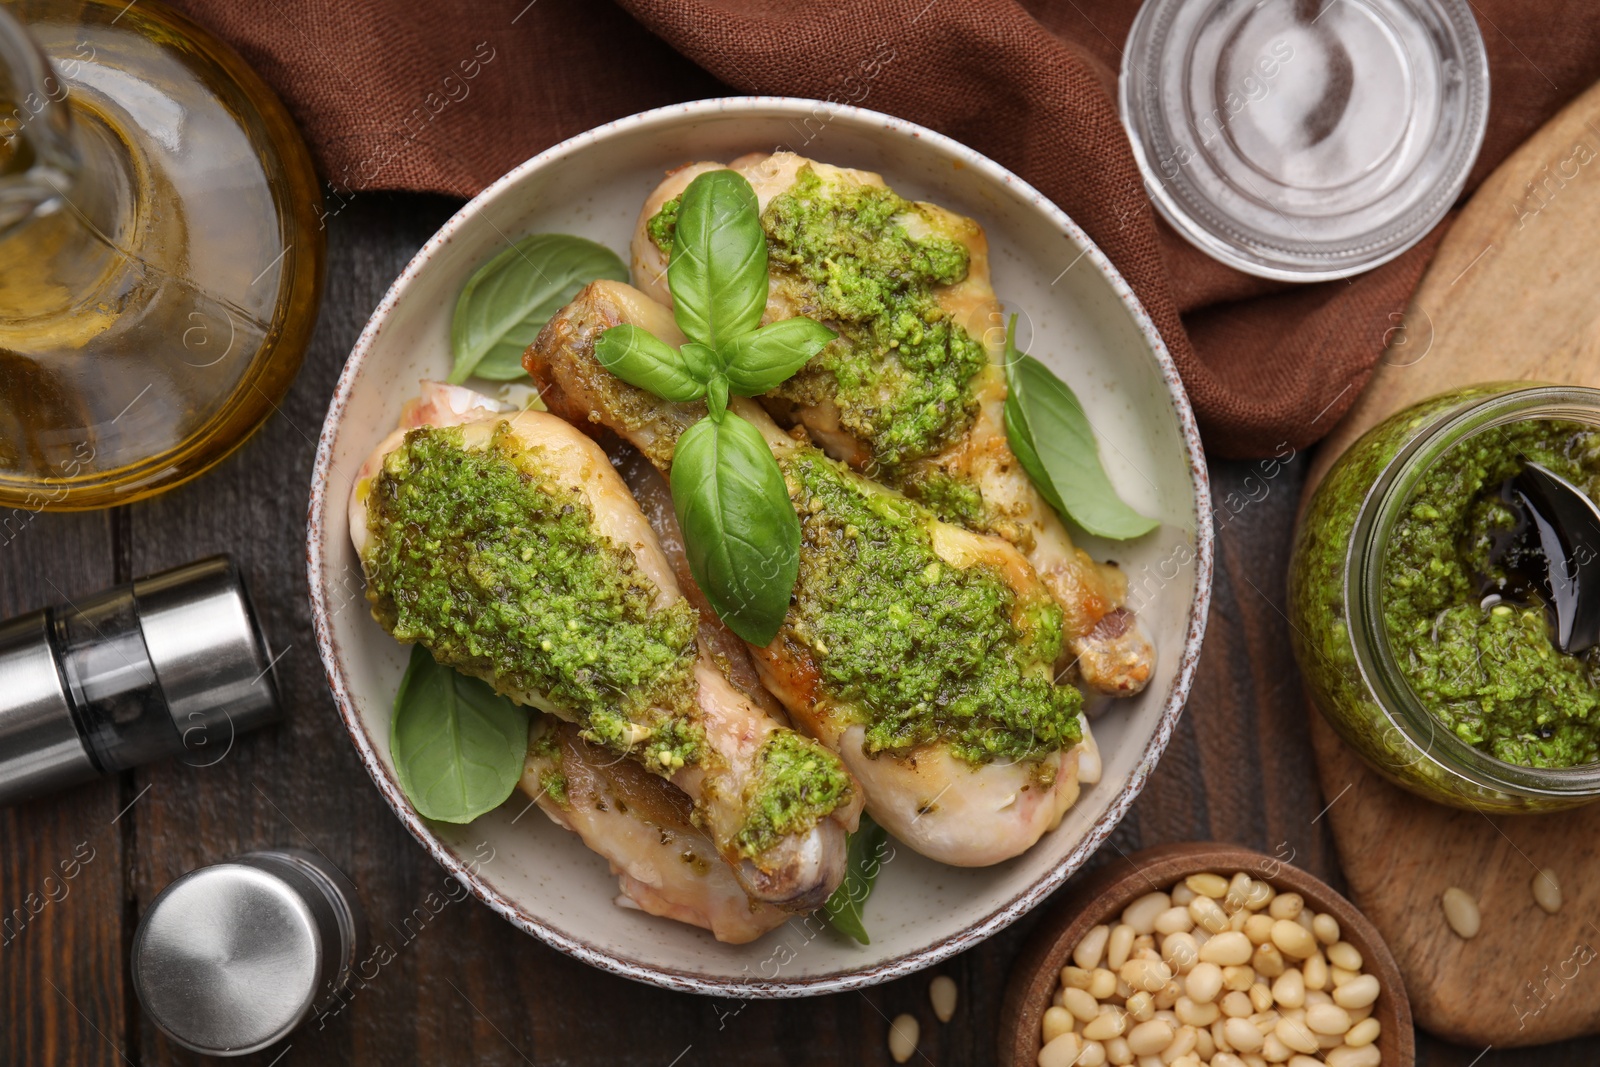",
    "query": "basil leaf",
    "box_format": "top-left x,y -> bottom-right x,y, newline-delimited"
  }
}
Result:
668,170 -> 768,350
390,645 -> 530,824
450,233 -> 627,383
821,814 -> 889,945
721,317 -> 836,396
1003,318 -> 1159,540
594,324 -> 709,403
670,412 -> 799,646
